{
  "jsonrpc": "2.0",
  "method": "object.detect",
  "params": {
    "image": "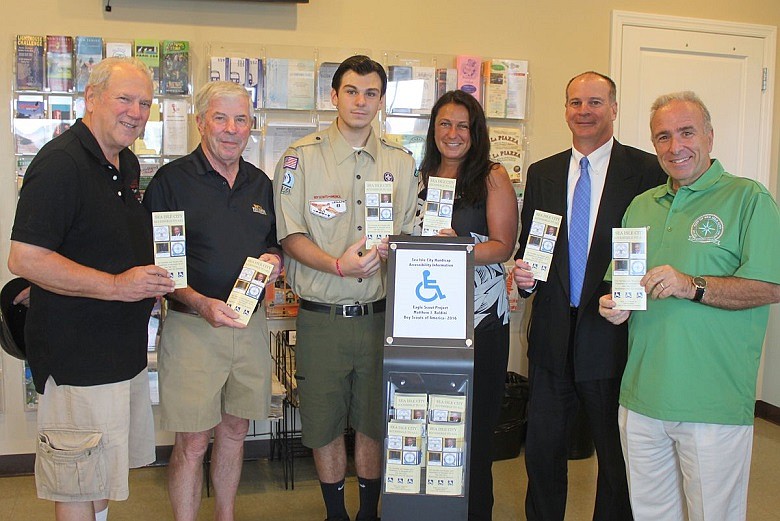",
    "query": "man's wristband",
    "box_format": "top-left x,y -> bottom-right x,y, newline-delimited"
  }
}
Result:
335,258 -> 345,278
